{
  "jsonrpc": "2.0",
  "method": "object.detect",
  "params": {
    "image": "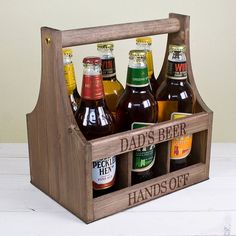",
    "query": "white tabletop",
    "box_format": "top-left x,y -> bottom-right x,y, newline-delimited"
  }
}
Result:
0,143 -> 235,236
